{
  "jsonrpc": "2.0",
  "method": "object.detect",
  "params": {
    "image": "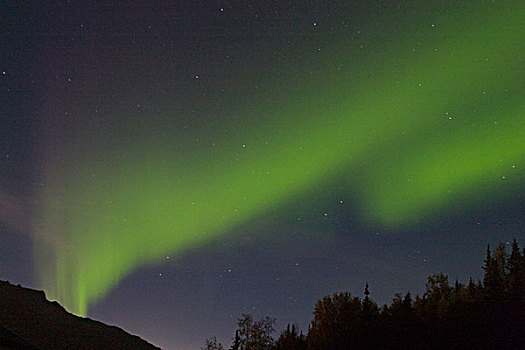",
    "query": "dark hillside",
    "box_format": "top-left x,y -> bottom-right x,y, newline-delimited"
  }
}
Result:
0,281 -> 161,350
0,323 -> 39,349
